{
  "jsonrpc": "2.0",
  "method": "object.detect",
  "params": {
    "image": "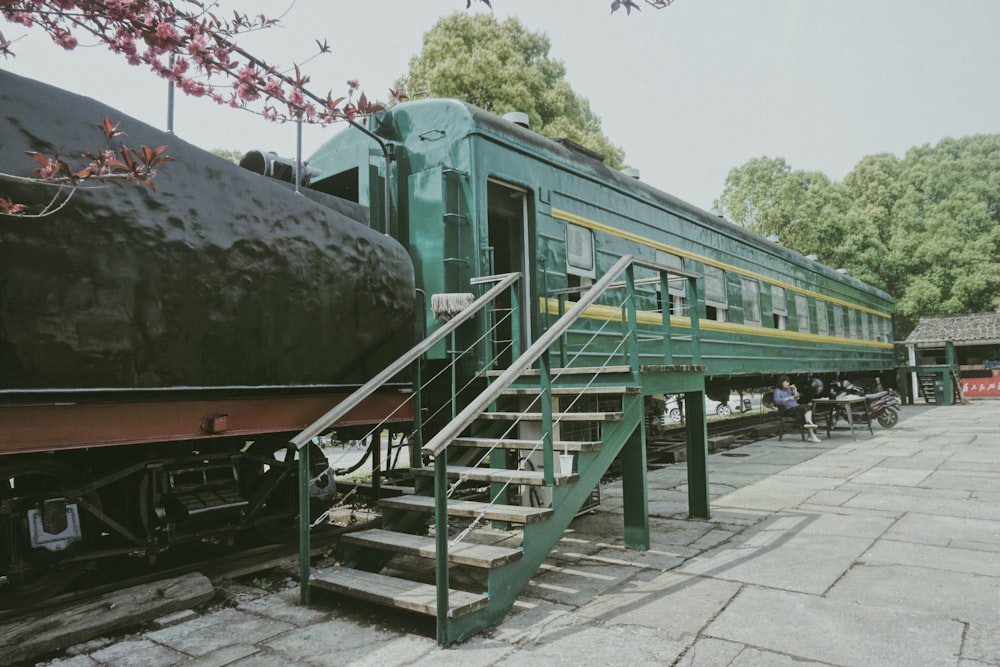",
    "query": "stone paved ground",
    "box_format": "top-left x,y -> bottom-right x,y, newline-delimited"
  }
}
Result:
38,400 -> 1000,666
